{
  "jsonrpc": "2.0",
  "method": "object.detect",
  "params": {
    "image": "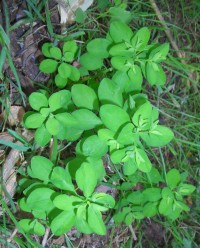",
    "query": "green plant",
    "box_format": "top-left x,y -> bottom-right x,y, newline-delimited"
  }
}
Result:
18,156 -> 114,235
80,21 -> 169,89
113,168 -> 196,226
39,41 -> 80,88
18,12 -> 196,239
